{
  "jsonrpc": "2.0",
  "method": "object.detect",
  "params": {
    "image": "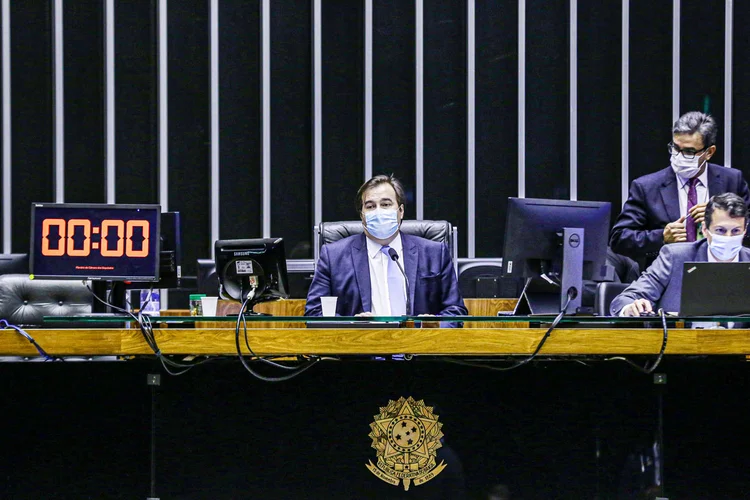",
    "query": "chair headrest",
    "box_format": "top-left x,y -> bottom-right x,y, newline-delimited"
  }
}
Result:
320,220 -> 452,248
